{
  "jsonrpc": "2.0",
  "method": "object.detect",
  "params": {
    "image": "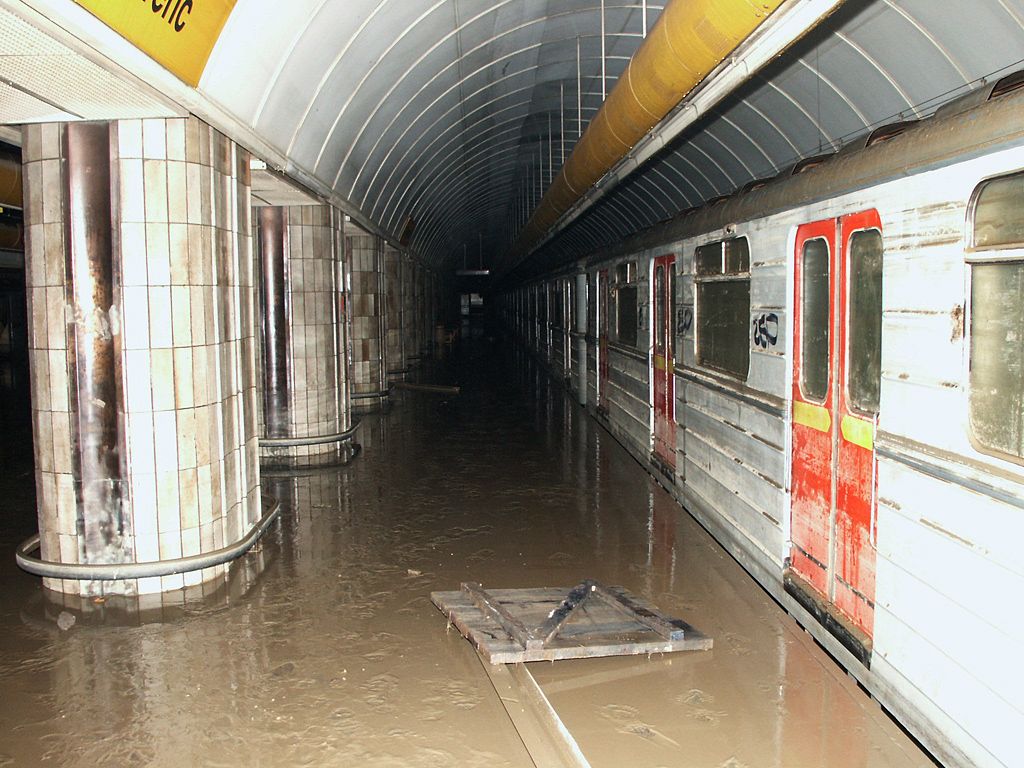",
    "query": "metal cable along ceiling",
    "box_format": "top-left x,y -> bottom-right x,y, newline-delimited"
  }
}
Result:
199,0 -> 1024,278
